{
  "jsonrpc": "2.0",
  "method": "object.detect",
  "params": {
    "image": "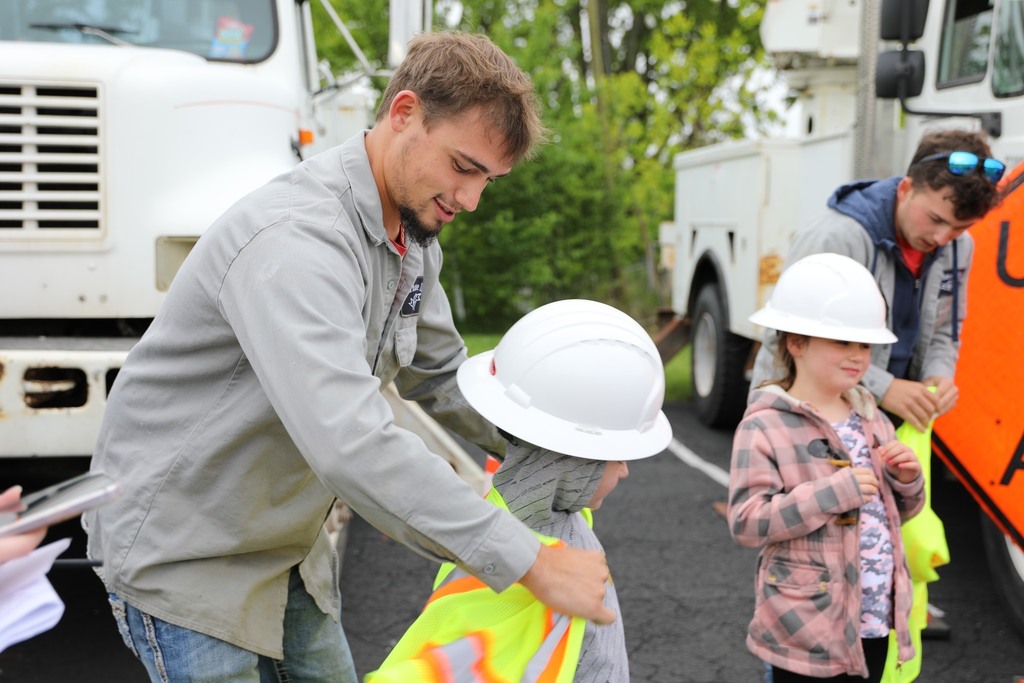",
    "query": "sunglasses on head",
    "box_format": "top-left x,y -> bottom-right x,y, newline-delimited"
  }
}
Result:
915,150 -> 1006,183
